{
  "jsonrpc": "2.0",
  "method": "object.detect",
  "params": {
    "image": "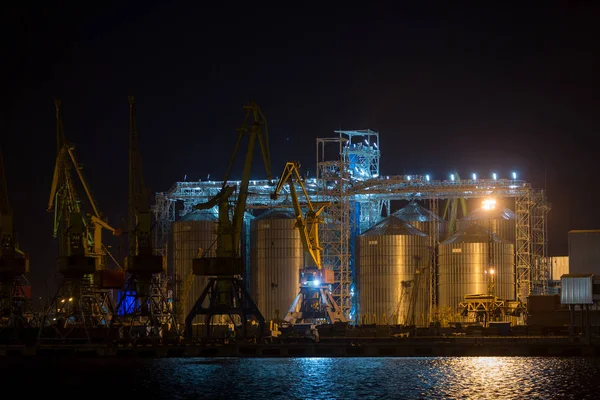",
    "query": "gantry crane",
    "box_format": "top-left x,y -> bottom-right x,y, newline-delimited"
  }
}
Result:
271,161 -> 347,325
0,148 -> 37,341
185,101 -> 271,339
41,99 -> 122,343
111,96 -> 179,342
